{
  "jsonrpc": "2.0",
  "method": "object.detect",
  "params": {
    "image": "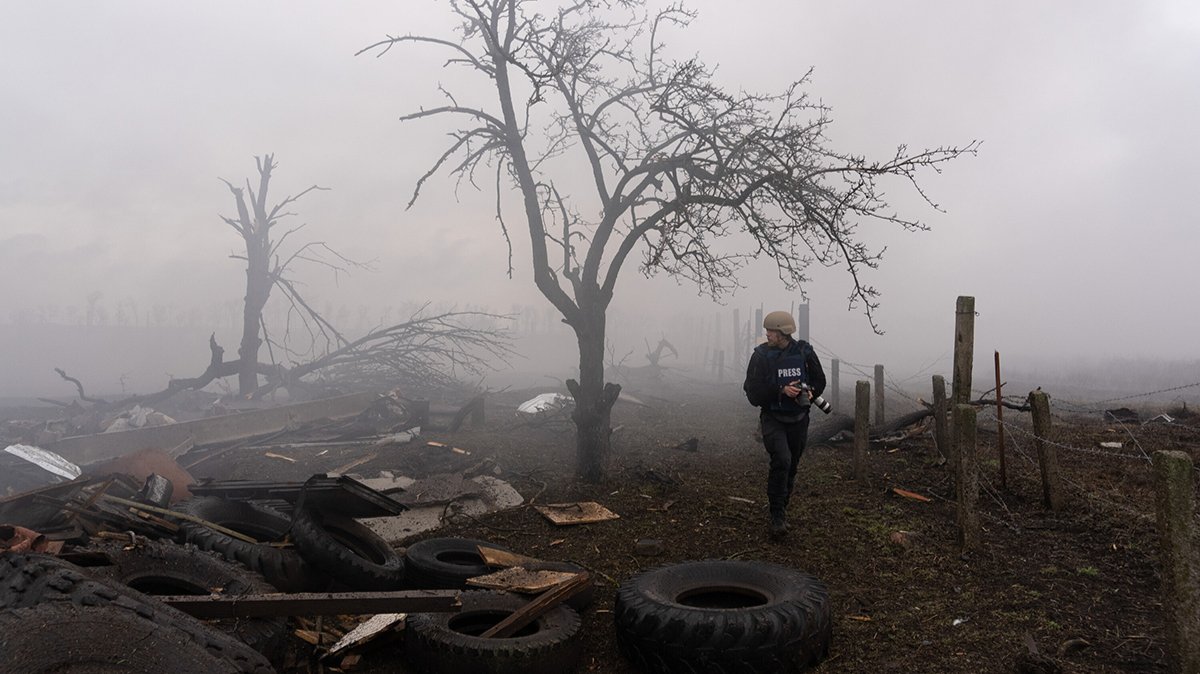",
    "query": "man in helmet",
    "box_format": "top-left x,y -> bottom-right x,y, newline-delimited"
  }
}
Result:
743,310 -> 826,539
